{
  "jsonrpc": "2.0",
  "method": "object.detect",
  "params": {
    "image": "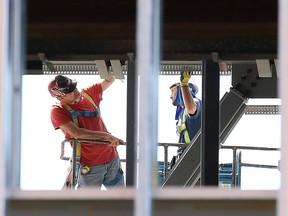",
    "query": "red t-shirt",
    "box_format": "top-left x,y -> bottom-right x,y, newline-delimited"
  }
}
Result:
50,83 -> 118,165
